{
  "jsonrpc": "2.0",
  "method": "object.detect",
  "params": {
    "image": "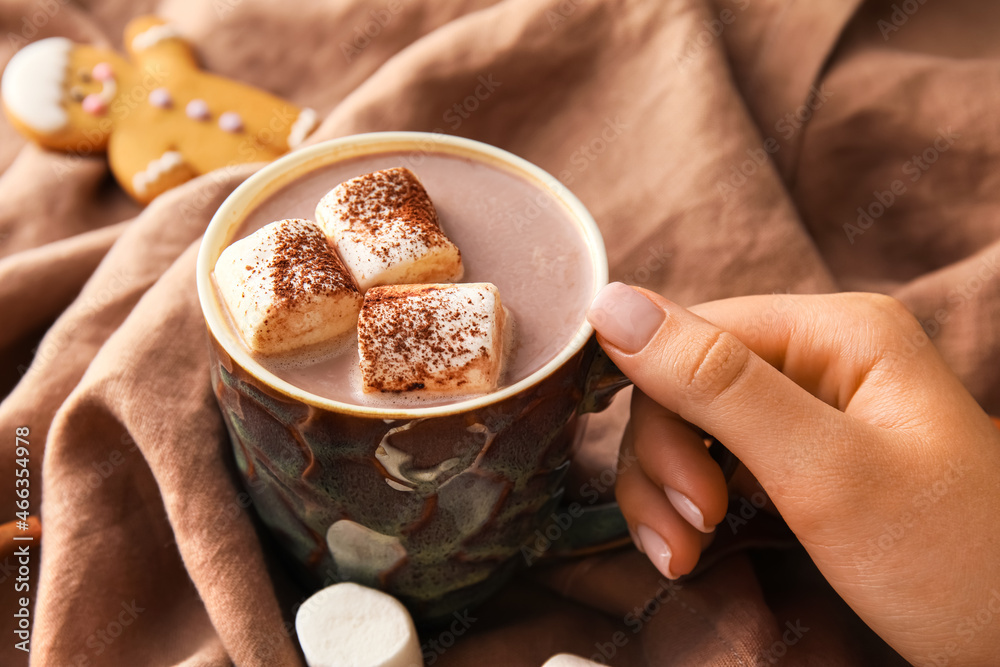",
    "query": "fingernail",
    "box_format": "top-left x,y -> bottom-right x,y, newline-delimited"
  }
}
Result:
664,487 -> 711,533
587,282 -> 665,353
636,525 -> 676,579
629,525 -> 645,553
